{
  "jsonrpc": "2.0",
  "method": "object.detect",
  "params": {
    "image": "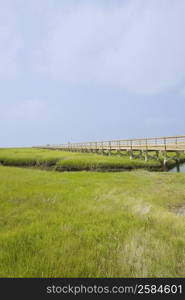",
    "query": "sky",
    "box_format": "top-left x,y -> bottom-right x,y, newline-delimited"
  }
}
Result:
0,0 -> 185,147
